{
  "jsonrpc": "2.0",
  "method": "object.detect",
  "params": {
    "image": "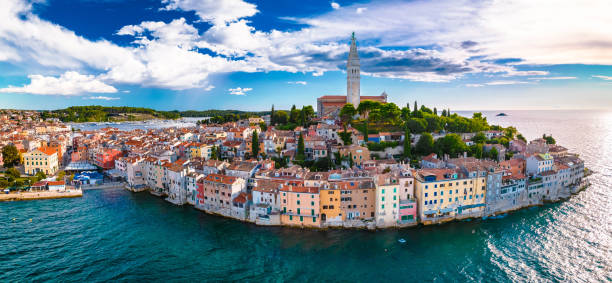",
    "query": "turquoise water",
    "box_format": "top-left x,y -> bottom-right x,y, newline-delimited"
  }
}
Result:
1,110 -> 611,281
